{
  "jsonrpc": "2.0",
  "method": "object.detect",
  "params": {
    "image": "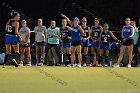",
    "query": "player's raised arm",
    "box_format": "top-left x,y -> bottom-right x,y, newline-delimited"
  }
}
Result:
61,14 -> 73,26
